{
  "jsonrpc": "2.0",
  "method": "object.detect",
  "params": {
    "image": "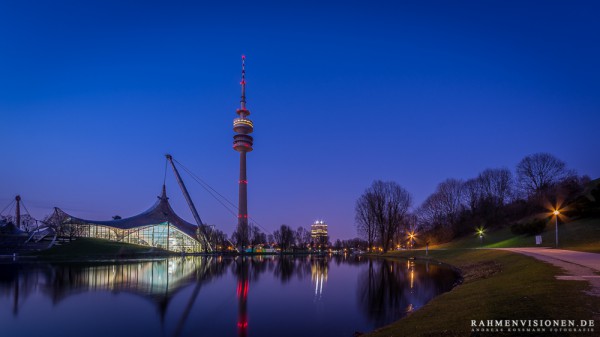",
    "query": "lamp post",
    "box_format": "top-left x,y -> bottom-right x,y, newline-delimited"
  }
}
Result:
408,232 -> 416,250
476,226 -> 485,245
553,210 -> 560,248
